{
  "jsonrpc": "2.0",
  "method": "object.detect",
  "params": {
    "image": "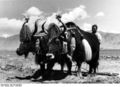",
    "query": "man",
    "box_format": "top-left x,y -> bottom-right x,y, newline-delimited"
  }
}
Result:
92,24 -> 102,44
